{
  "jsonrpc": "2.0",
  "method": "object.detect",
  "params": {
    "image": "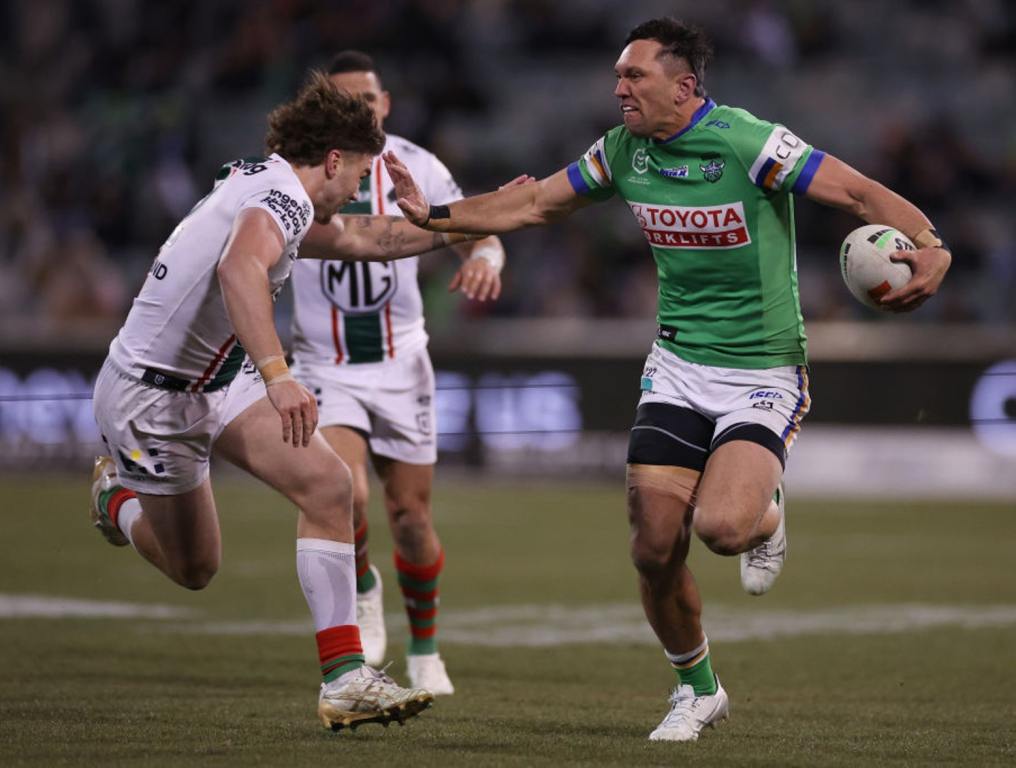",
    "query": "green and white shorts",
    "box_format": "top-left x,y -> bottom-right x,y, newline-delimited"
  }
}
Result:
629,342 -> 810,471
